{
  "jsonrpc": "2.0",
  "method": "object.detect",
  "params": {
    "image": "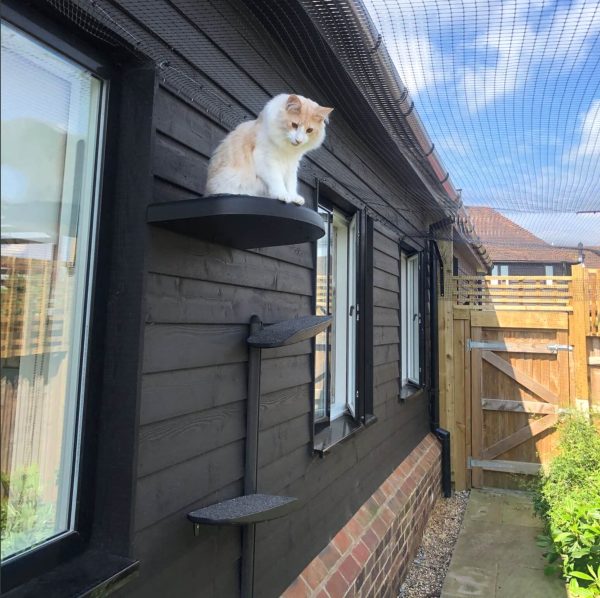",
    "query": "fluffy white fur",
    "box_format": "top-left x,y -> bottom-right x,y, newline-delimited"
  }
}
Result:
205,94 -> 332,205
